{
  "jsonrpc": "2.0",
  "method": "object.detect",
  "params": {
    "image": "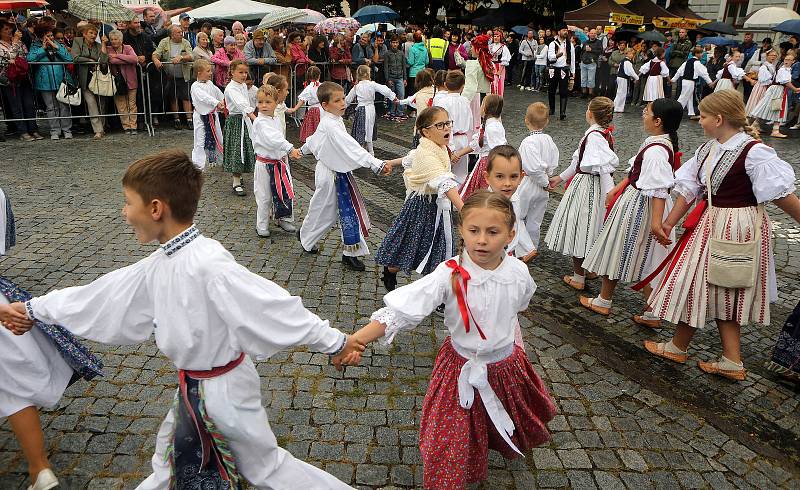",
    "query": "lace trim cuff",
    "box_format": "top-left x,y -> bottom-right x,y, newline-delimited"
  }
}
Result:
639,188 -> 670,199
673,184 -> 697,203
371,307 -> 410,345
437,179 -> 459,199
